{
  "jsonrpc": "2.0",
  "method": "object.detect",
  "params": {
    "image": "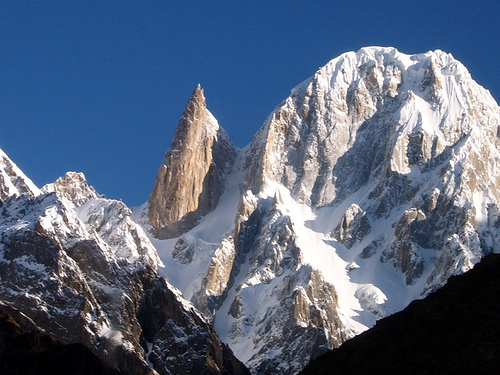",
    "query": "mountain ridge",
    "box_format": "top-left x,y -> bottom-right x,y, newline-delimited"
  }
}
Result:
144,46 -> 500,374
0,153 -> 250,374
1,46 -> 500,374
